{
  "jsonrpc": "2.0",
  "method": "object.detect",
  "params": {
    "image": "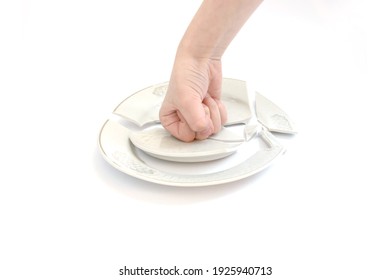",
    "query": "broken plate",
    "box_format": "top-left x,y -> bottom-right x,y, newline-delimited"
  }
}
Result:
98,78 -> 295,186
255,92 -> 297,134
